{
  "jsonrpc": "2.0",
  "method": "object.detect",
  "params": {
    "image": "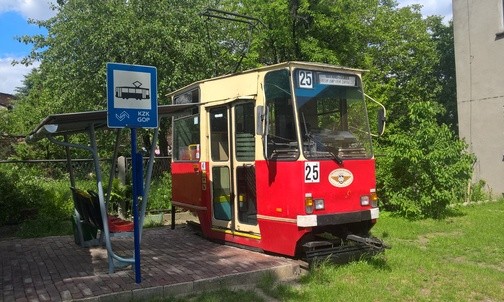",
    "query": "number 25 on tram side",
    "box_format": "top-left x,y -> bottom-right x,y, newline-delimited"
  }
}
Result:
169,61 -> 387,261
